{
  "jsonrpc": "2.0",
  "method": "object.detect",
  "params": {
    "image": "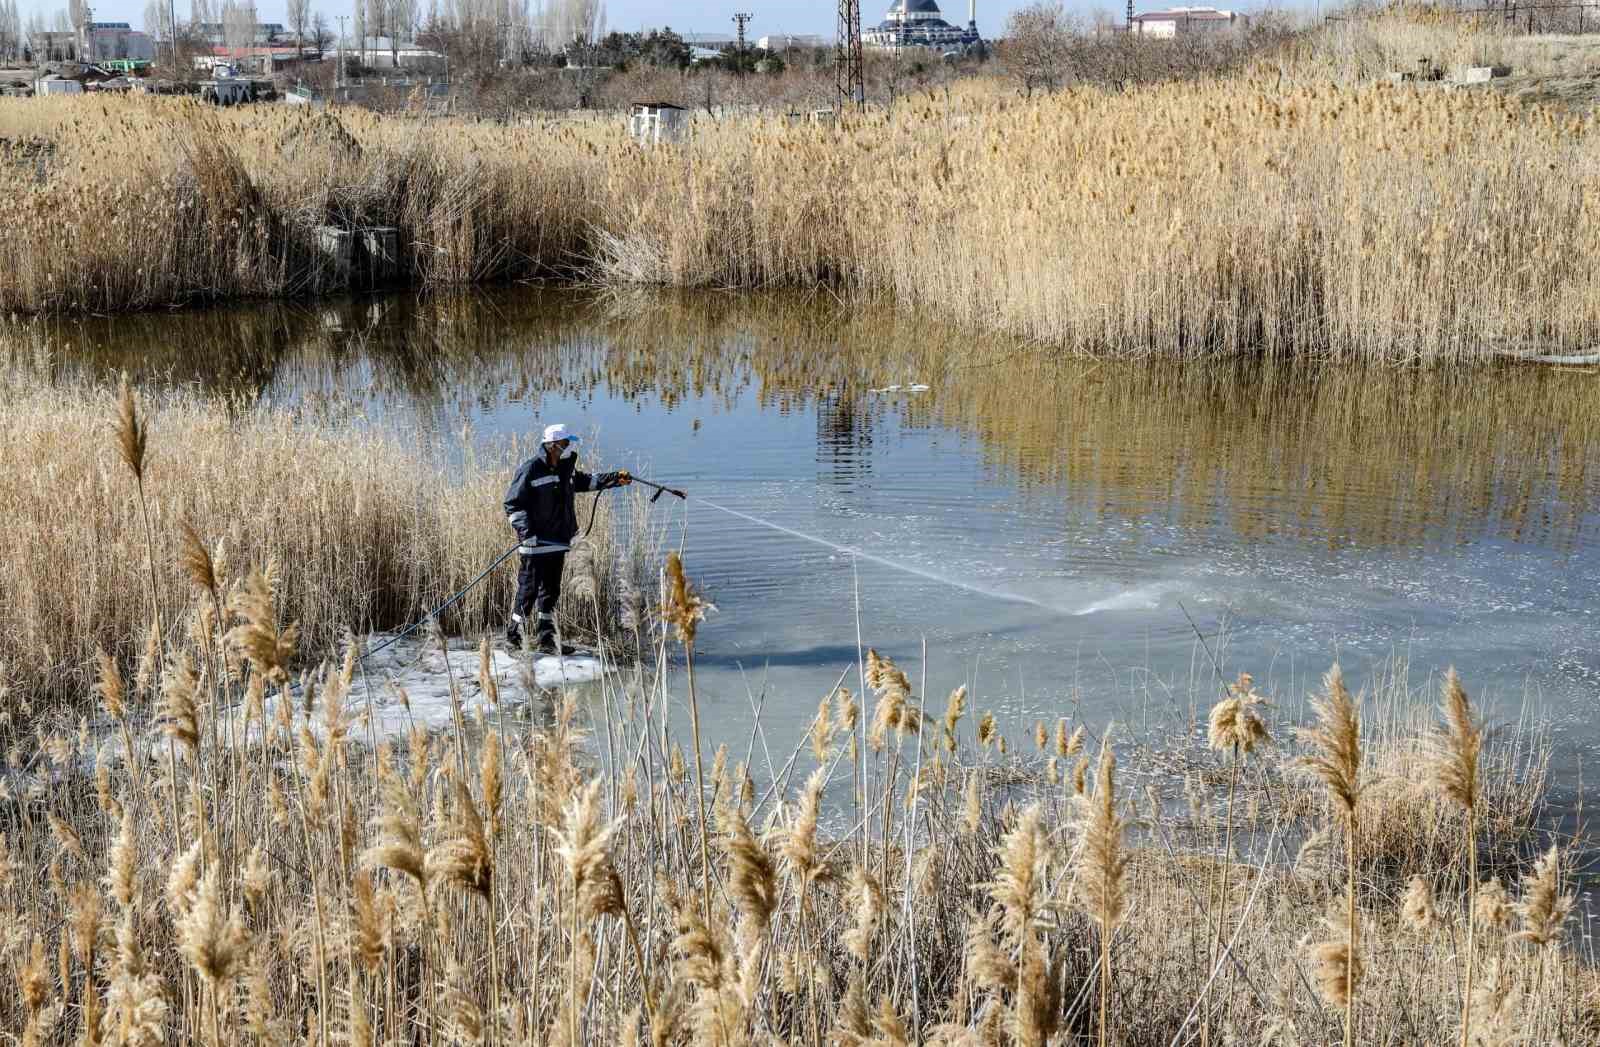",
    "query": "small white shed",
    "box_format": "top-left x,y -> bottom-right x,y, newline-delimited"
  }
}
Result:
628,101 -> 687,146
35,77 -> 84,96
